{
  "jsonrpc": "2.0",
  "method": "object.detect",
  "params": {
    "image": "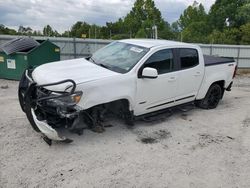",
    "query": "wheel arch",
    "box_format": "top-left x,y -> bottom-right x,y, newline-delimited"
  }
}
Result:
196,79 -> 225,100
84,98 -> 133,112
213,80 -> 225,98
212,80 -> 225,90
